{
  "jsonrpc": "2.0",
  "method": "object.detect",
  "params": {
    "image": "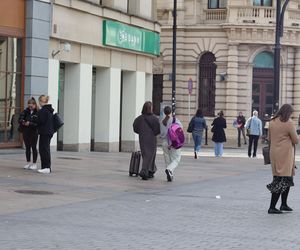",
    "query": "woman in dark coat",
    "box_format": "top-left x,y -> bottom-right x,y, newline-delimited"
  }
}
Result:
133,101 -> 160,180
211,111 -> 227,157
37,95 -> 54,174
19,97 -> 39,170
